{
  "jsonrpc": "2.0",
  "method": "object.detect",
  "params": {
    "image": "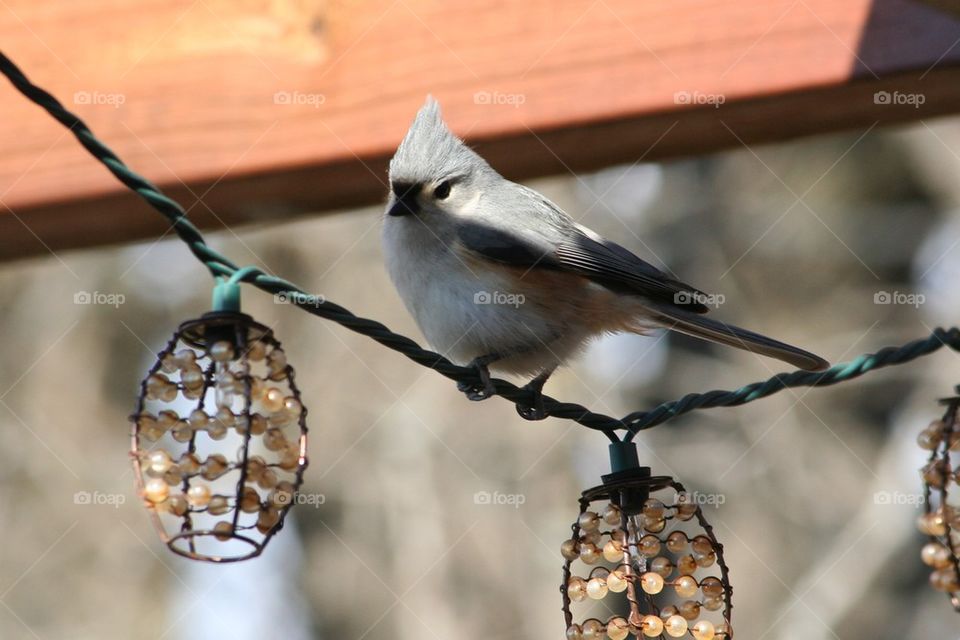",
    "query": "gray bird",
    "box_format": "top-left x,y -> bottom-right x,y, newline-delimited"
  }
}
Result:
382,98 -> 829,419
